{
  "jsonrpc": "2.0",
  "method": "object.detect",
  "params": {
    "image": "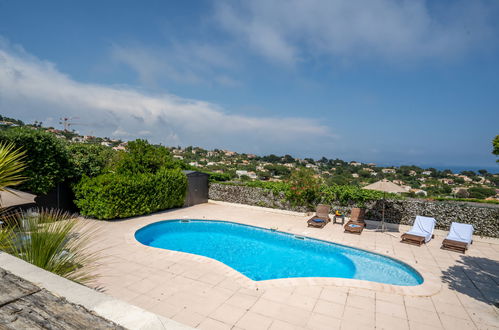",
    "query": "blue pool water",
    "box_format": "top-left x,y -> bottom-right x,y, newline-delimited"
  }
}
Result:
135,220 -> 423,286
